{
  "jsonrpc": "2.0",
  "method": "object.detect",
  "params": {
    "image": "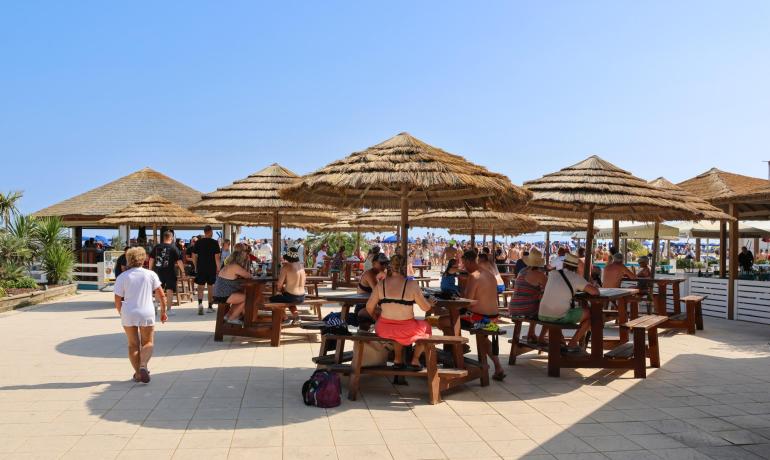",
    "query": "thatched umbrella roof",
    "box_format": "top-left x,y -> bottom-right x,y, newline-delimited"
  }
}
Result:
213,210 -> 337,225
412,209 -> 538,237
280,132 -> 531,210
352,210 -> 421,227
33,167 -> 203,225
532,215 -> 588,232
677,168 -> 769,202
648,177 -> 732,221
524,156 -> 697,220
190,163 -> 335,214
99,195 -> 216,226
